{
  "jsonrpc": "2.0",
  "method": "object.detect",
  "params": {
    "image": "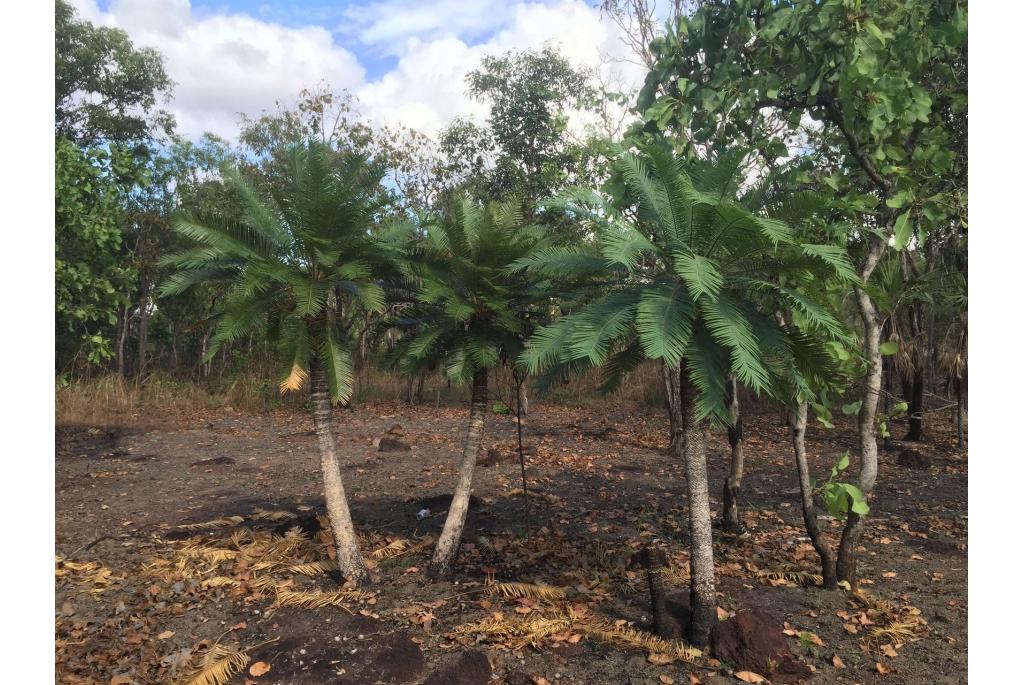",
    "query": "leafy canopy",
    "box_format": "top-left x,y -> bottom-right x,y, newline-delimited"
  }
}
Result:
388,198 -> 548,384
159,143 -> 397,402
521,141 -> 852,423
